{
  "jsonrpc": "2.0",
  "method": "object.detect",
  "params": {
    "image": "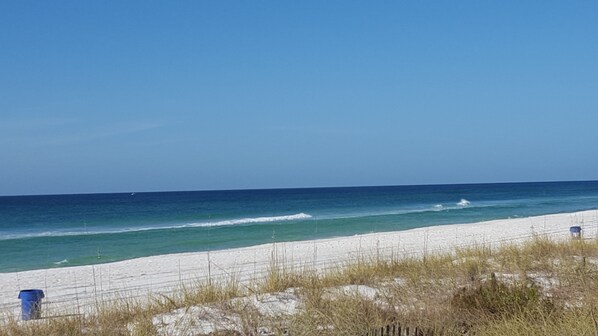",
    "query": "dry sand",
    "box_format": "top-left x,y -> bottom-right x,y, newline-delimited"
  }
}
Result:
1,209 -> 597,317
